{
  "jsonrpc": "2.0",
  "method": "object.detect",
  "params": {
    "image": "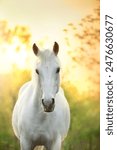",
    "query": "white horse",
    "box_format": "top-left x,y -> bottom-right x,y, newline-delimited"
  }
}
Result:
12,42 -> 70,150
